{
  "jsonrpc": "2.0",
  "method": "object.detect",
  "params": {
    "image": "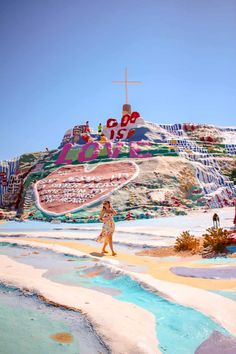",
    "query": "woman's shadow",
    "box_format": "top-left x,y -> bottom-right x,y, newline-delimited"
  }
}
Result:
89,251 -> 105,257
